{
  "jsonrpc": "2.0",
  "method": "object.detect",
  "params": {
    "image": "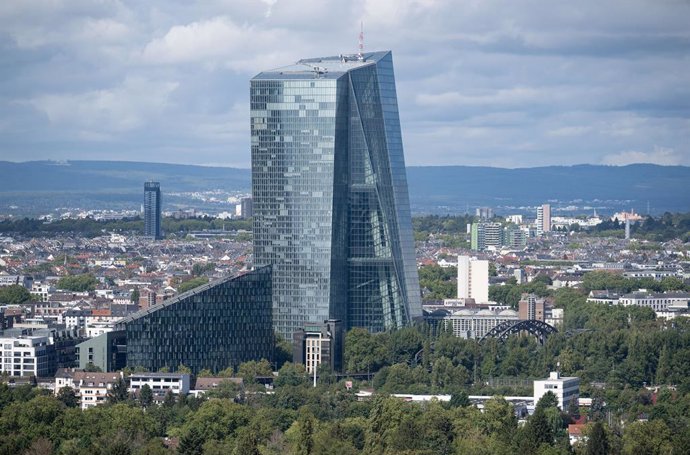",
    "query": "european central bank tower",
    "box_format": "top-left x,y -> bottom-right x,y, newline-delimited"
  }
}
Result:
251,51 -> 421,340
